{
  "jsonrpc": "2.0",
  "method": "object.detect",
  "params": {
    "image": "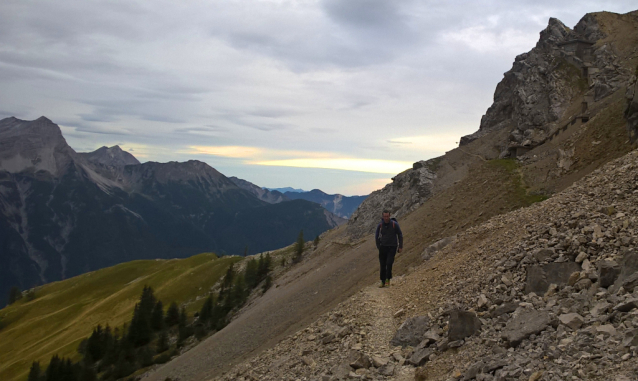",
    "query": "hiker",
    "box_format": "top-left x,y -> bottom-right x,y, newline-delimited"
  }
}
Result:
375,210 -> 403,287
